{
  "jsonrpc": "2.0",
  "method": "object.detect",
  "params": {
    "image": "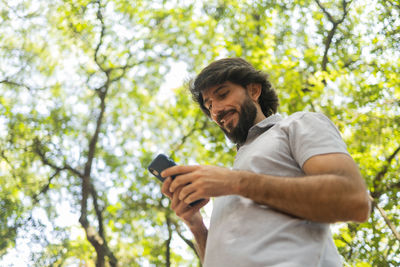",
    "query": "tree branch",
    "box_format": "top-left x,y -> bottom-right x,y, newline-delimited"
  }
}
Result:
171,113 -> 209,154
371,145 -> 400,199
367,145 -> 400,243
0,149 -> 20,183
387,180 -> 400,191
77,2 -> 118,266
94,0 -> 106,72
173,221 -> 199,258
90,185 -> 118,266
33,135 -> 119,266
33,138 -> 83,178
315,0 -> 351,71
315,0 -> 335,23
32,169 -> 60,204
165,213 -> 172,267
369,195 -> 400,242
0,79 -> 32,91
